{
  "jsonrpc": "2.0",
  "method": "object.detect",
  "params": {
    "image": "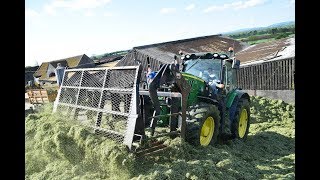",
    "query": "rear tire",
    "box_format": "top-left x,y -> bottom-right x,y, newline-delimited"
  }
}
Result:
231,98 -> 250,140
186,103 -> 220,146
